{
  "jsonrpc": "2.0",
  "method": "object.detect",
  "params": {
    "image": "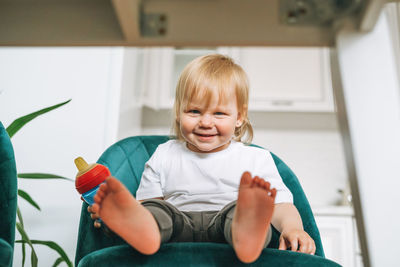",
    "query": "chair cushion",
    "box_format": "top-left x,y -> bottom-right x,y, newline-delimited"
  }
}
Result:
0,122 -> 17,252
0,237 -> 13,267
78,243 -> 340,267
75,135 -> 328,266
